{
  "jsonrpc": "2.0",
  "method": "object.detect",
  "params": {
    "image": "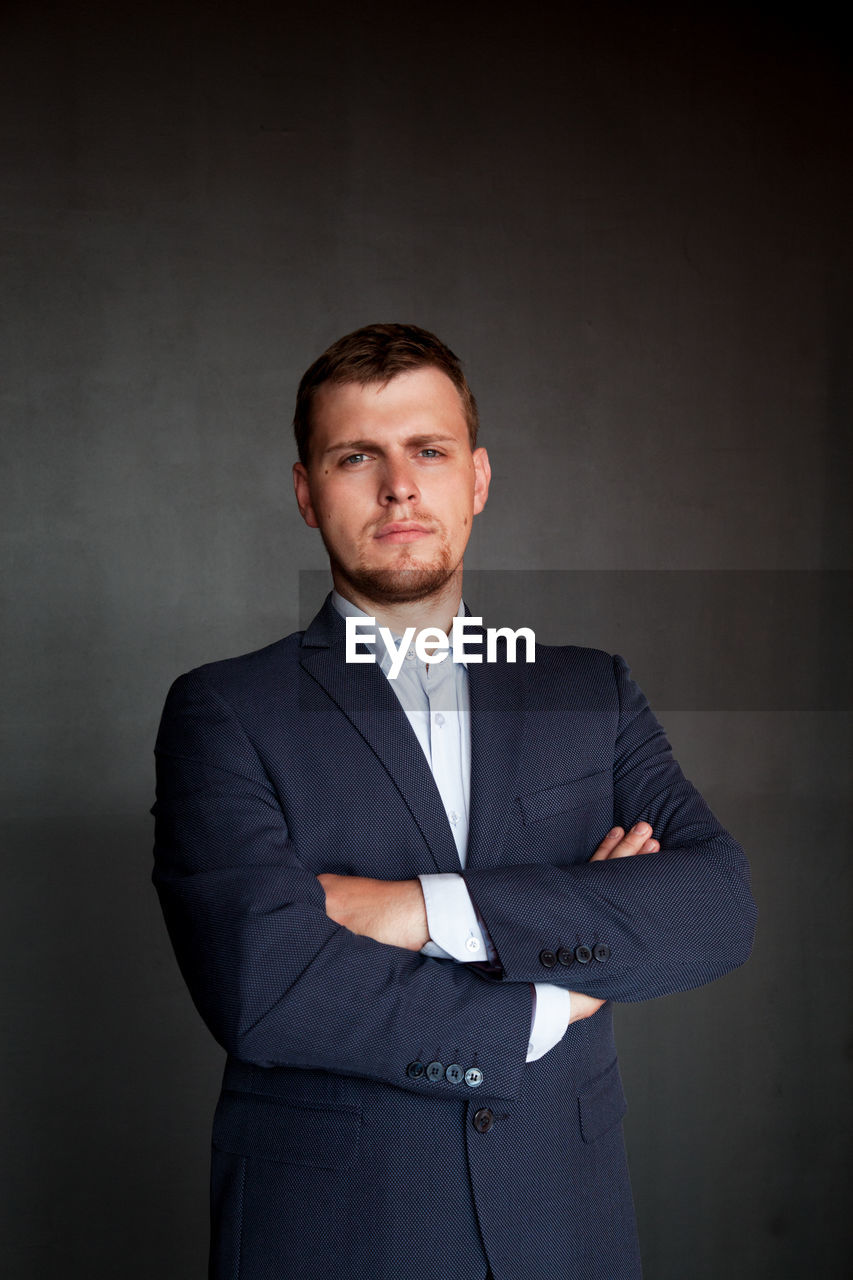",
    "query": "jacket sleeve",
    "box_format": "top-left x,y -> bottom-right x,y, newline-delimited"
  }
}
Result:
151,667 -> 531,1098
462,654 -> 757,1001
